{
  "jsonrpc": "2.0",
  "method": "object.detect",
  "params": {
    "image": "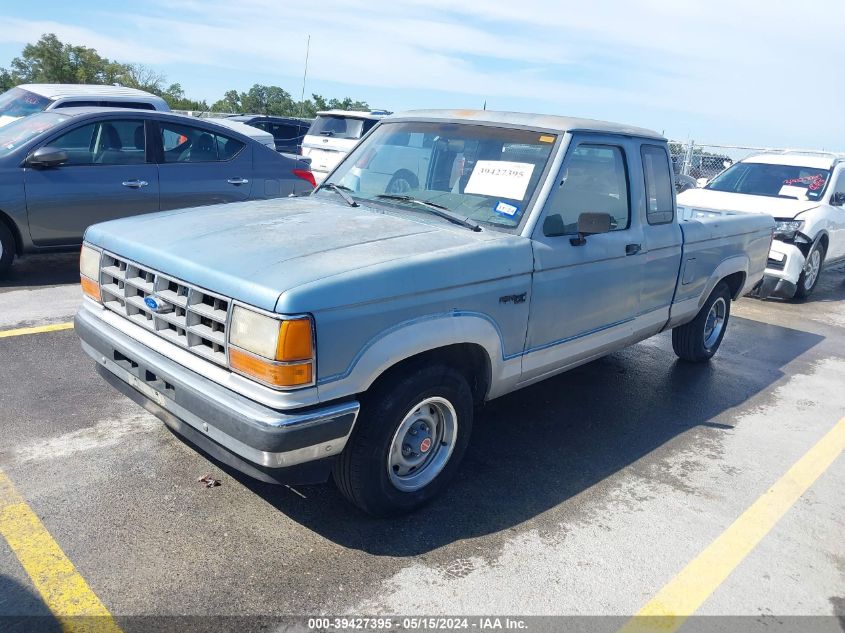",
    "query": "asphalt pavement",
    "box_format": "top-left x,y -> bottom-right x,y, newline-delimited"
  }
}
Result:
0,255 -> 843,630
